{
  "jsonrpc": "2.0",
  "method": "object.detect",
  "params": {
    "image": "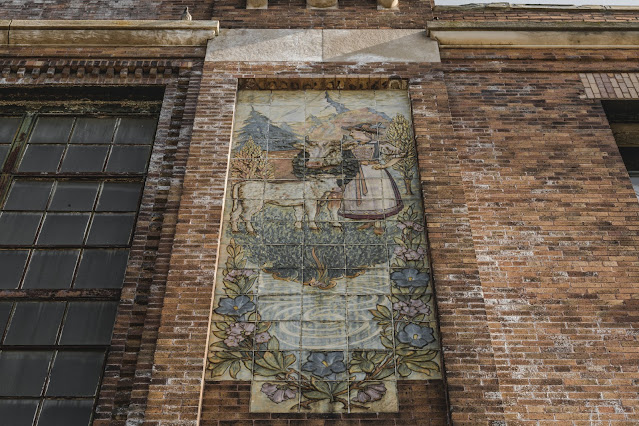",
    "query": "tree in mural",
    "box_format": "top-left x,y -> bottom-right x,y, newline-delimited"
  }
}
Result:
385,114 -> 416,195
231,136 -> 274,179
